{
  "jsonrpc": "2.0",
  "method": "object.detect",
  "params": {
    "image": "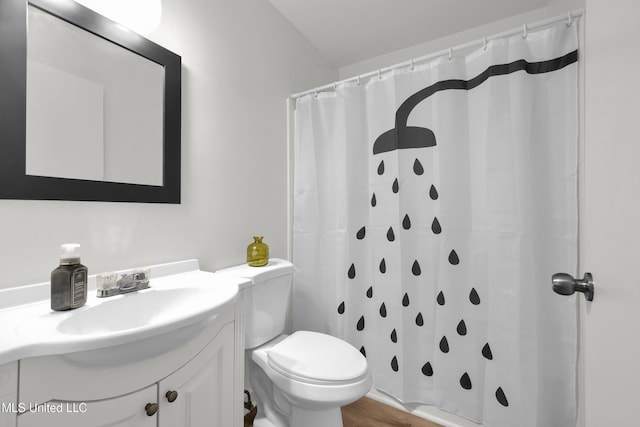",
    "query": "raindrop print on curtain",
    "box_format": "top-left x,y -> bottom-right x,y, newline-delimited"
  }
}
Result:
292,22 -> 579,427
